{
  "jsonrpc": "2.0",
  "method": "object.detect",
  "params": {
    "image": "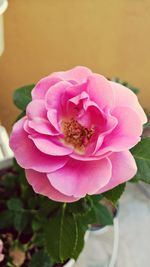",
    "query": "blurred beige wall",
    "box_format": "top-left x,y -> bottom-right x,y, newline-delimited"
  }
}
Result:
0,0 -> 150,132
